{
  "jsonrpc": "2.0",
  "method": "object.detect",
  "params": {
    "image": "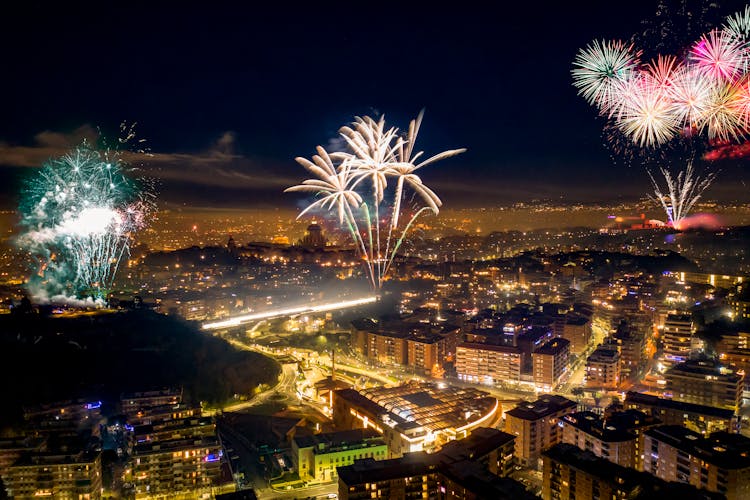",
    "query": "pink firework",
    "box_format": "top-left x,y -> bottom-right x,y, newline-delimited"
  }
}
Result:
690,29 -> 747,82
